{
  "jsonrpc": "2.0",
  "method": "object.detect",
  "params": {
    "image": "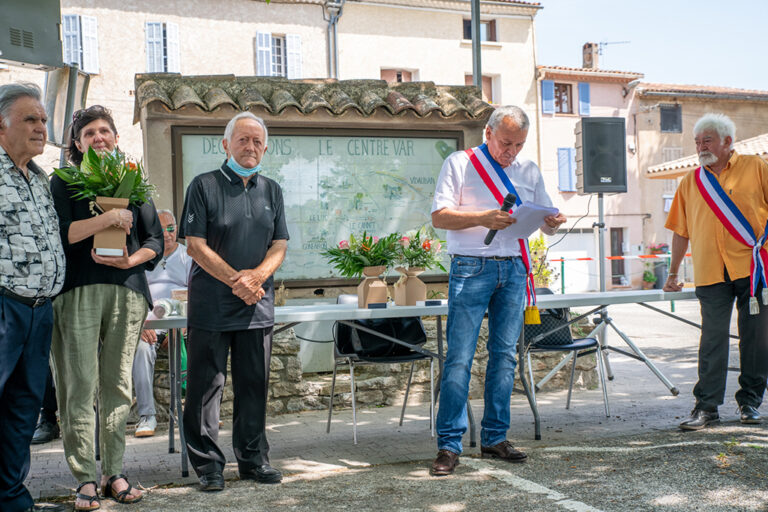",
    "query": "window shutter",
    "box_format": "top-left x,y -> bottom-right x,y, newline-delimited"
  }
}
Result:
79,15 -> 99,74
558,147 -> 576,192
145,22 -> 163,72
165,22 -> 180,73
286,34 -> 302,79
541,80 -> 554,114
256,31 -> 272,76
578,82 -> 590,116
62,14 -> 81,68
